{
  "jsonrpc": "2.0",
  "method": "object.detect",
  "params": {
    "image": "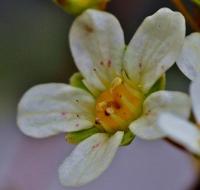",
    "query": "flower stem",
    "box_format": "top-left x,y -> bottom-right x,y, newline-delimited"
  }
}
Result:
190,158 -> 200,190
